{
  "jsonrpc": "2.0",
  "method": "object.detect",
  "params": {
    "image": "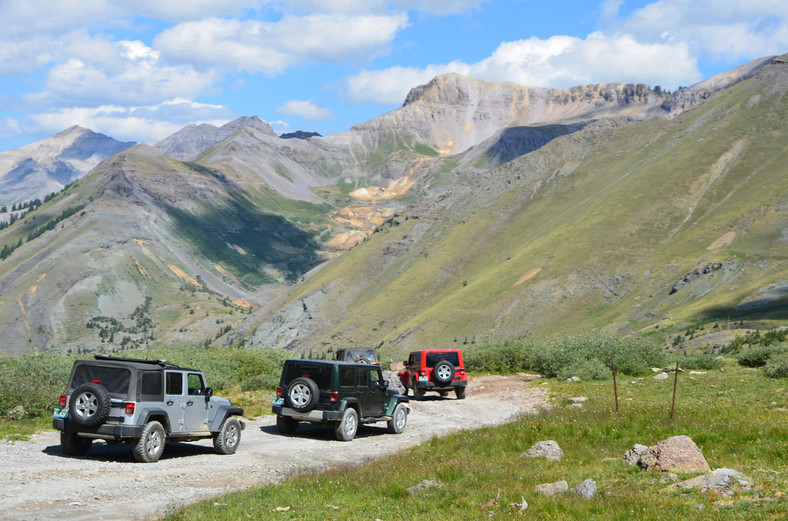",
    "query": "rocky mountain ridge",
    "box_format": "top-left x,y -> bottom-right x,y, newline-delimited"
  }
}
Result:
0,54 -> 785,355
